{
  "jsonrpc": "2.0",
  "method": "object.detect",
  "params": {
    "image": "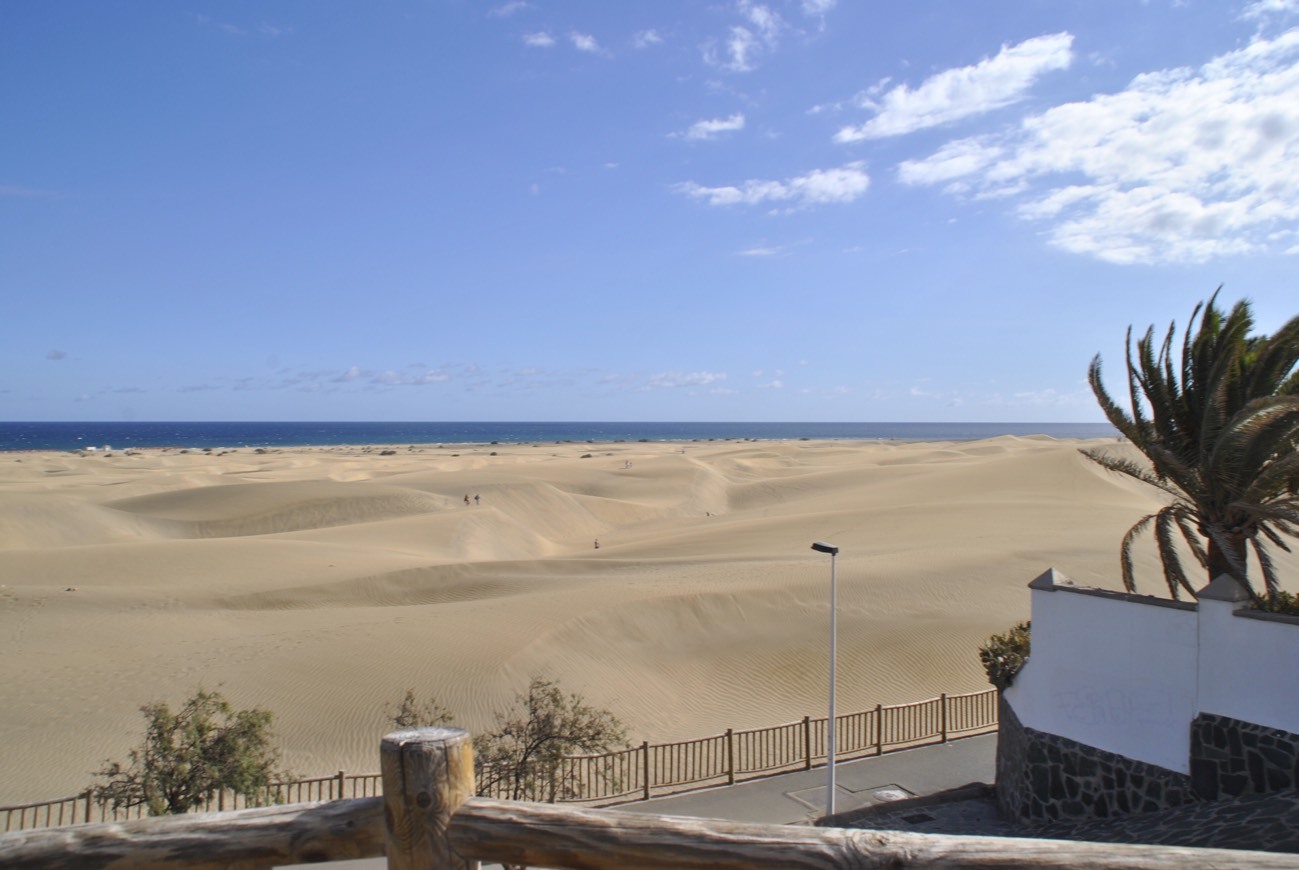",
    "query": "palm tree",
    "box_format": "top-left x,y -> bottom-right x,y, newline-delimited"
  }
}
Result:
1084,291 -> 1299,603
